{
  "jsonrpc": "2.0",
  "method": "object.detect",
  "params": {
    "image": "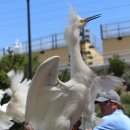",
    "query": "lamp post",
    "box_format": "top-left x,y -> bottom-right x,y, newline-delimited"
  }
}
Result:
27,0 -> 32,79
